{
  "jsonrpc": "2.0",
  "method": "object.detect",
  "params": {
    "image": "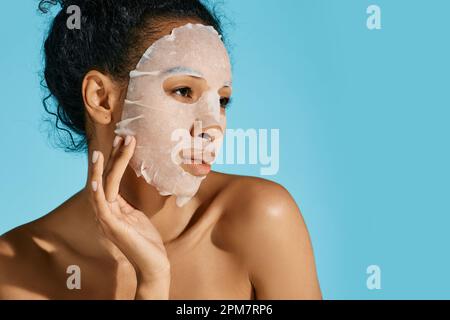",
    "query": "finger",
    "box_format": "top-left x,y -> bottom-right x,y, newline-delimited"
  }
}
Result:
104,136 -> 124,178
90,151 -> 110,219
91,151 -> 125,239
117,194 -> 135,215
104,135 -> 136,202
